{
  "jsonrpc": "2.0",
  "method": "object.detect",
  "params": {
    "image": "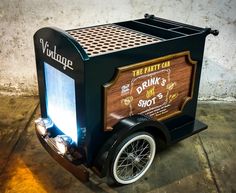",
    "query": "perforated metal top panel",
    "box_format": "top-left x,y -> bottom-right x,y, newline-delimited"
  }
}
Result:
67,24 -> 161,57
